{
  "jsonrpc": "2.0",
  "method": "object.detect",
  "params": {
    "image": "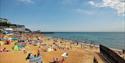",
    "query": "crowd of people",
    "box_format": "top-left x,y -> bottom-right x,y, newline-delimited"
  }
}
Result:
0,32 -> 71,63
1,32 -> 124,63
